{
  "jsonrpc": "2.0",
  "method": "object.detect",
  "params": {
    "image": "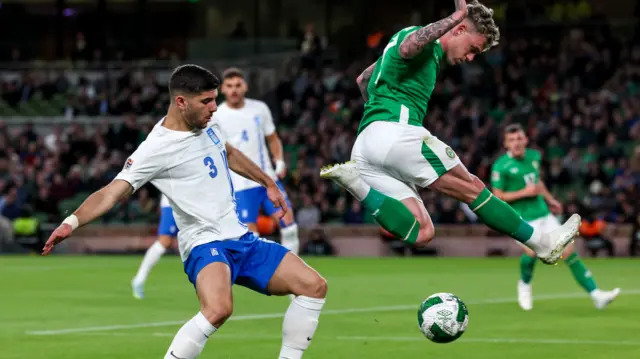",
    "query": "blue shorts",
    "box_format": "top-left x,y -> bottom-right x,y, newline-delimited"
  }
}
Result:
183,232 -> 289,295
235,181 -> 292,225
158,207 -> 178,237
